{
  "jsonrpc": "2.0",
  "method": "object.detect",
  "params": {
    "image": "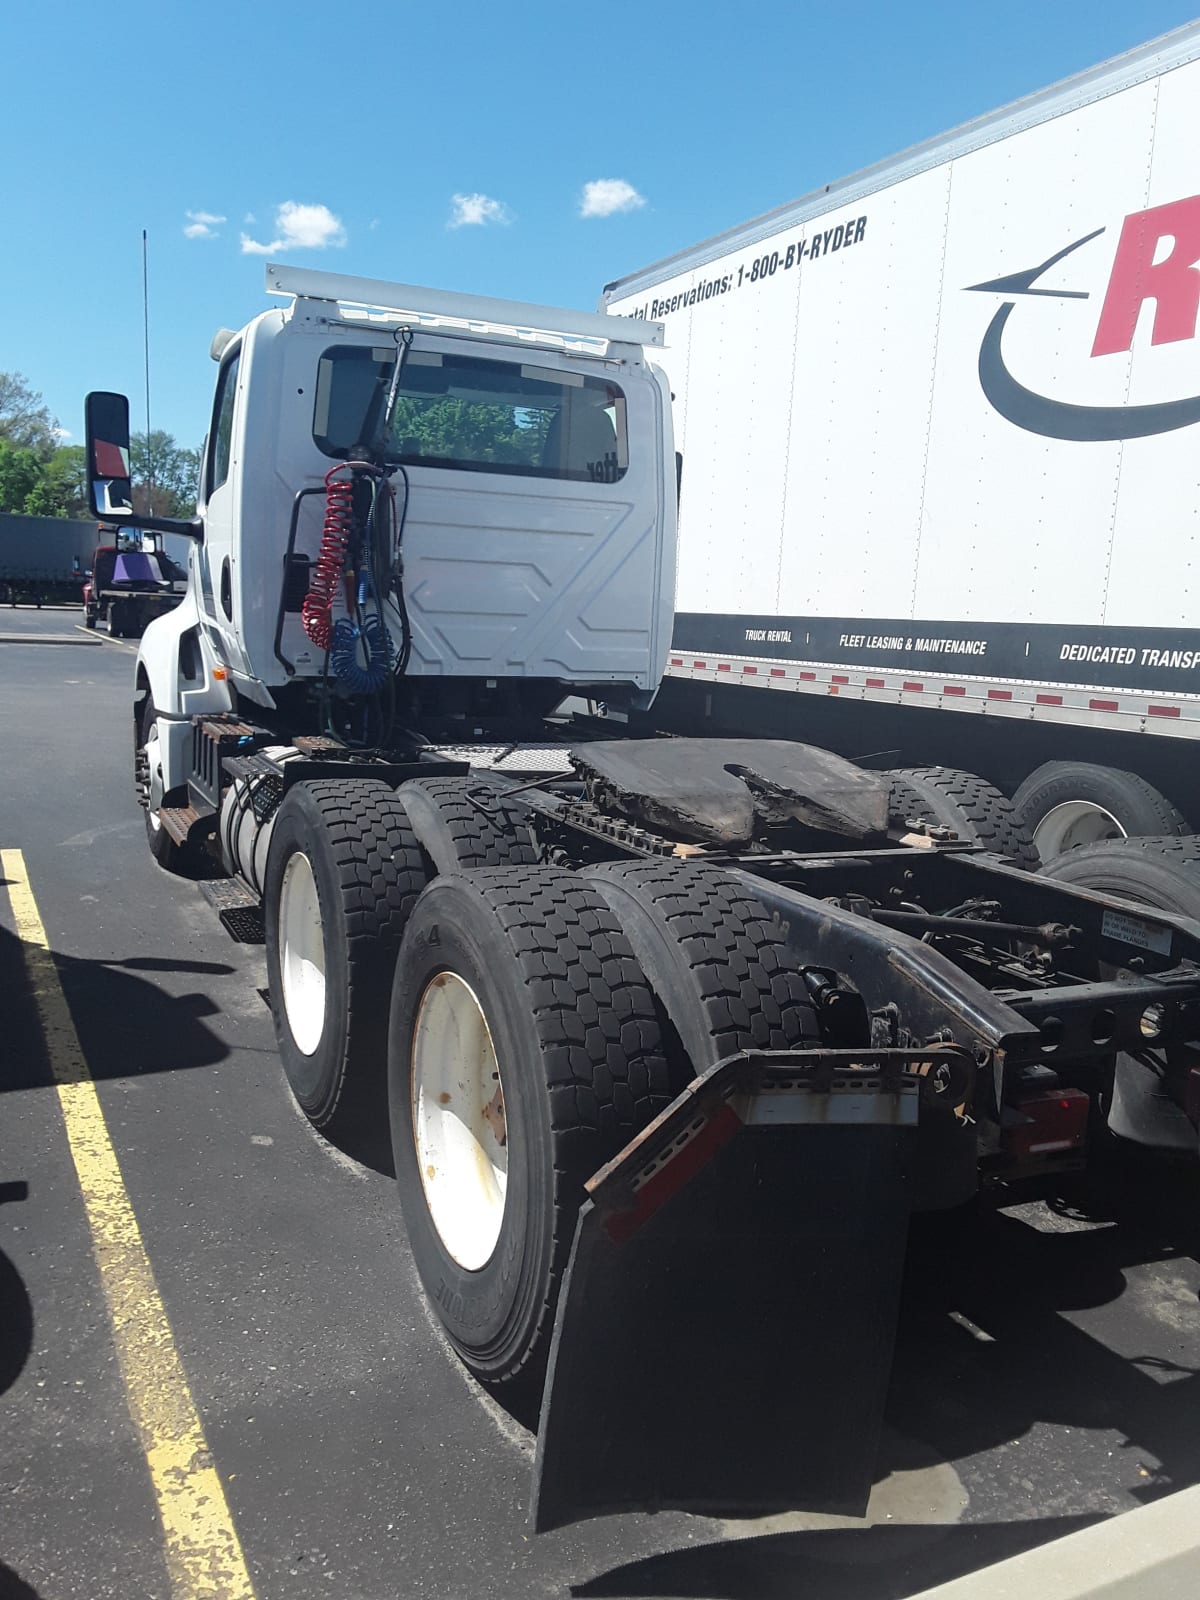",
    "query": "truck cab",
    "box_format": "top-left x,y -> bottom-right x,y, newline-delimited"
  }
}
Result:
86,265 -> 676,800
